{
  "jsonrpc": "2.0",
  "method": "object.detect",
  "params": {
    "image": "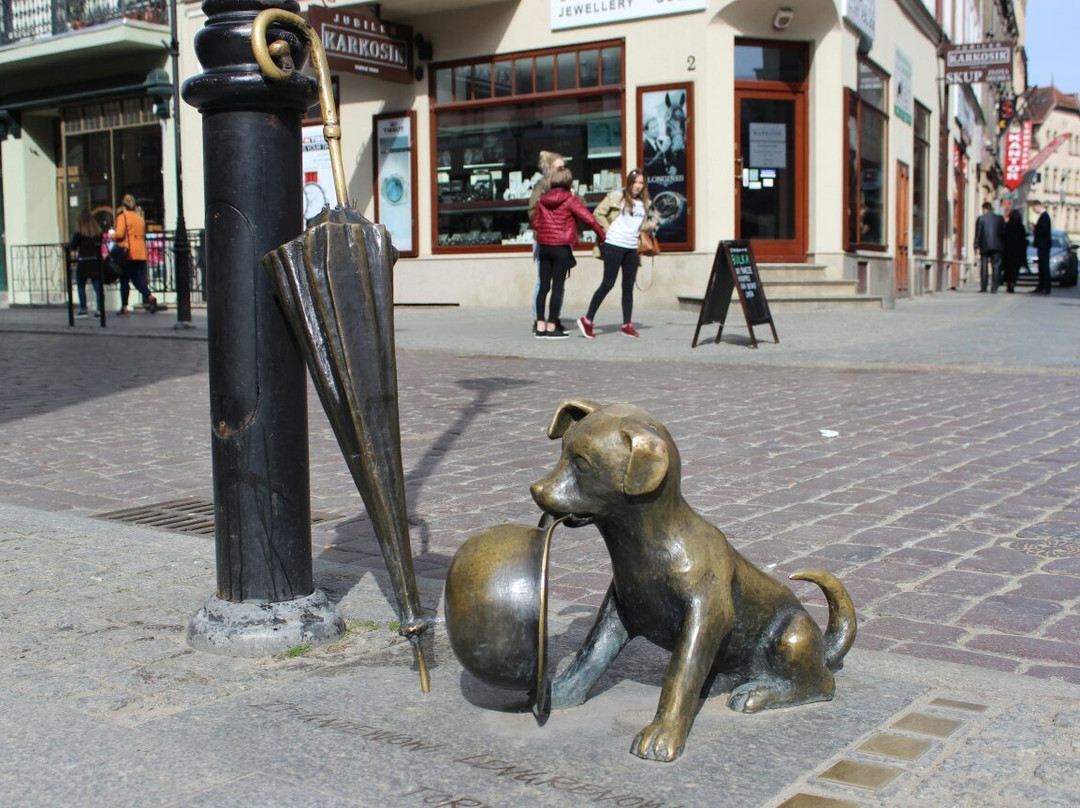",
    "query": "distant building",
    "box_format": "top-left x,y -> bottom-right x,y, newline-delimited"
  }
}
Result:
1024,85 -> 1080,239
